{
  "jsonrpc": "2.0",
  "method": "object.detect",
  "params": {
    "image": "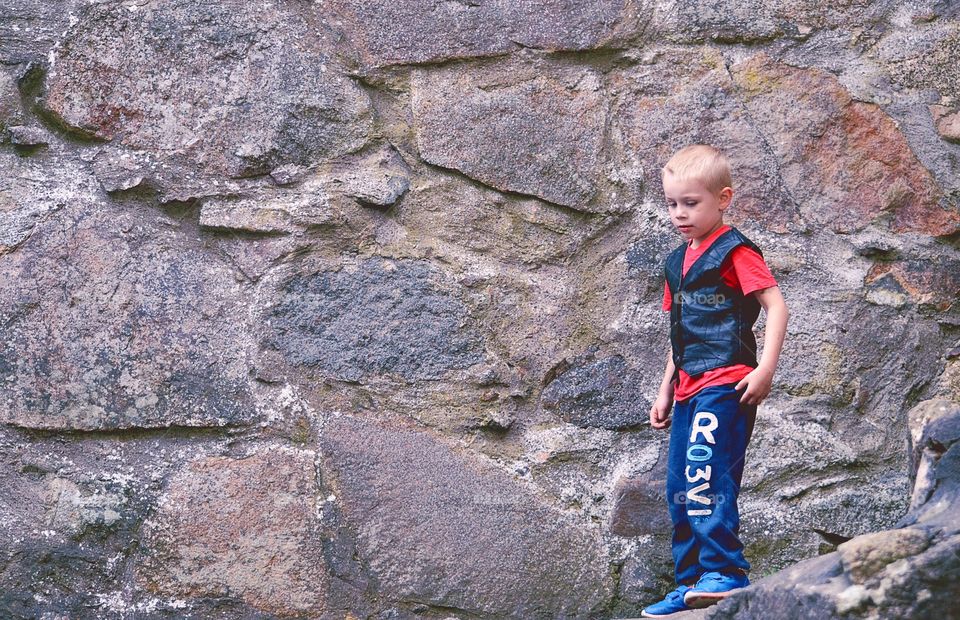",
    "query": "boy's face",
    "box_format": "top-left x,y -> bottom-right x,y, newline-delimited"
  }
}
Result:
662,172 -> 733,247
